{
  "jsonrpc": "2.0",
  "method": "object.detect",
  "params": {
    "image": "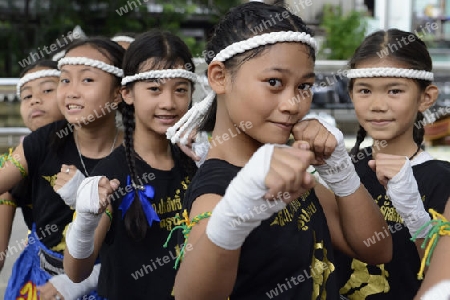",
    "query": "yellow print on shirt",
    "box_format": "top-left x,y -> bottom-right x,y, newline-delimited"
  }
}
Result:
43,174 -> 57,187
375,194 -> 426,223
311,232 -> 335,300
339,260 -> 389,299
155,176 -> 191,231
270,191 -> 314,228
